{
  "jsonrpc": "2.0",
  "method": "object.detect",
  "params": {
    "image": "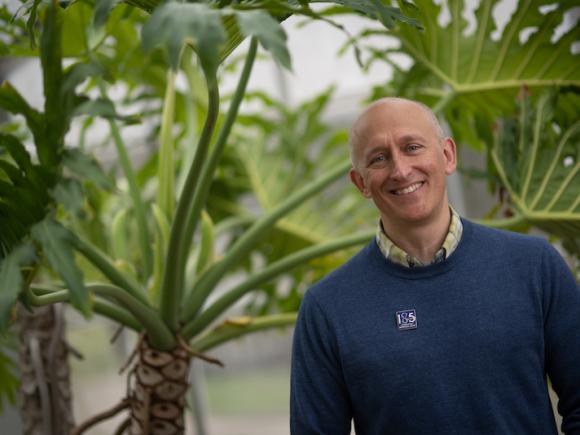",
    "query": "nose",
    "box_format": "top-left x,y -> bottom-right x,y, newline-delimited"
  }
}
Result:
390,153 -> 412,180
